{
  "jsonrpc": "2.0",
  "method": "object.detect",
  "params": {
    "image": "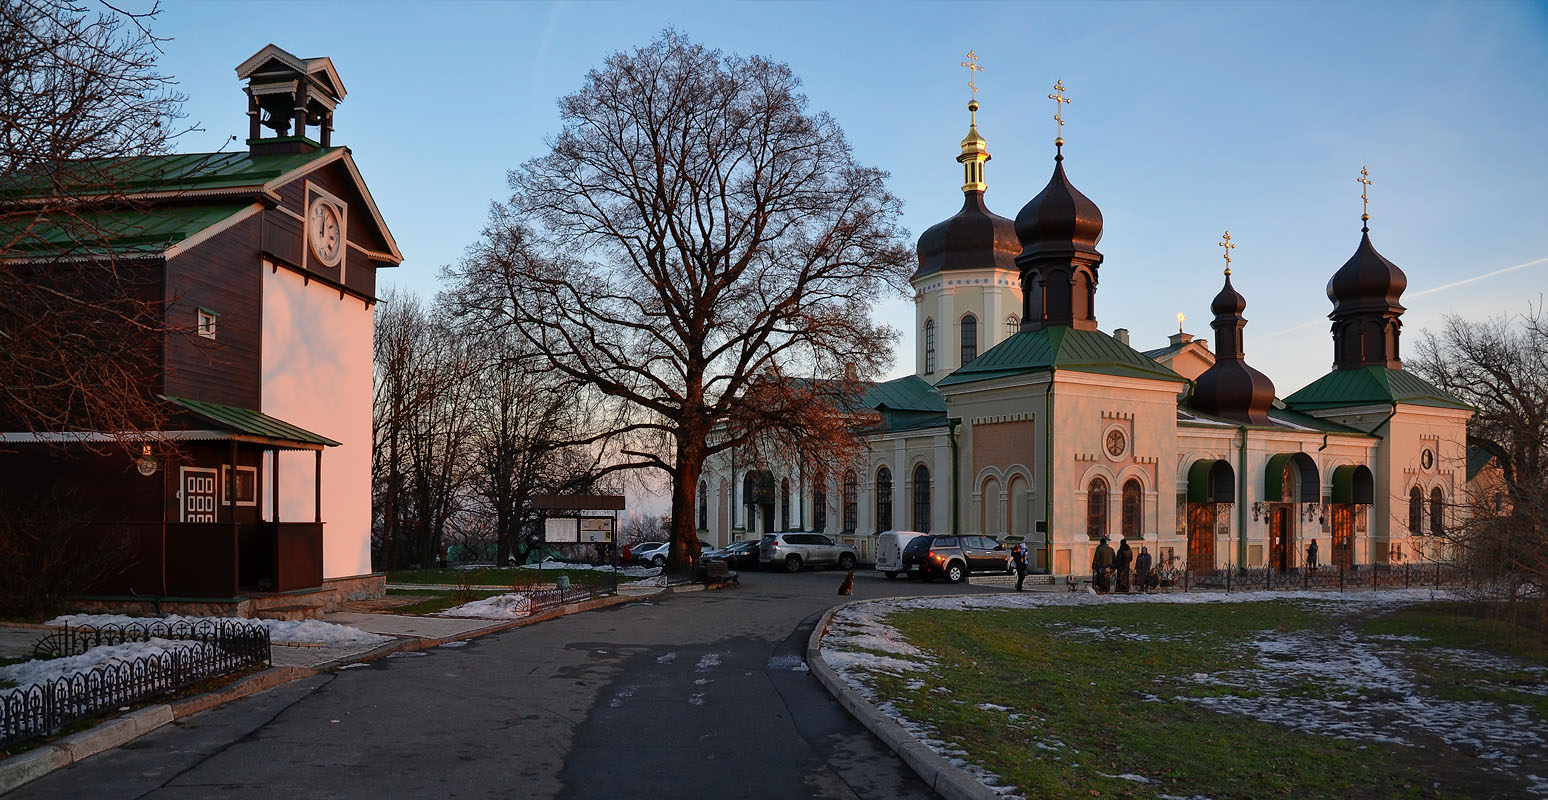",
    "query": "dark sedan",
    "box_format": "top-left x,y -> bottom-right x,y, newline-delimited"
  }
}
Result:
705,539 -> 761,570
